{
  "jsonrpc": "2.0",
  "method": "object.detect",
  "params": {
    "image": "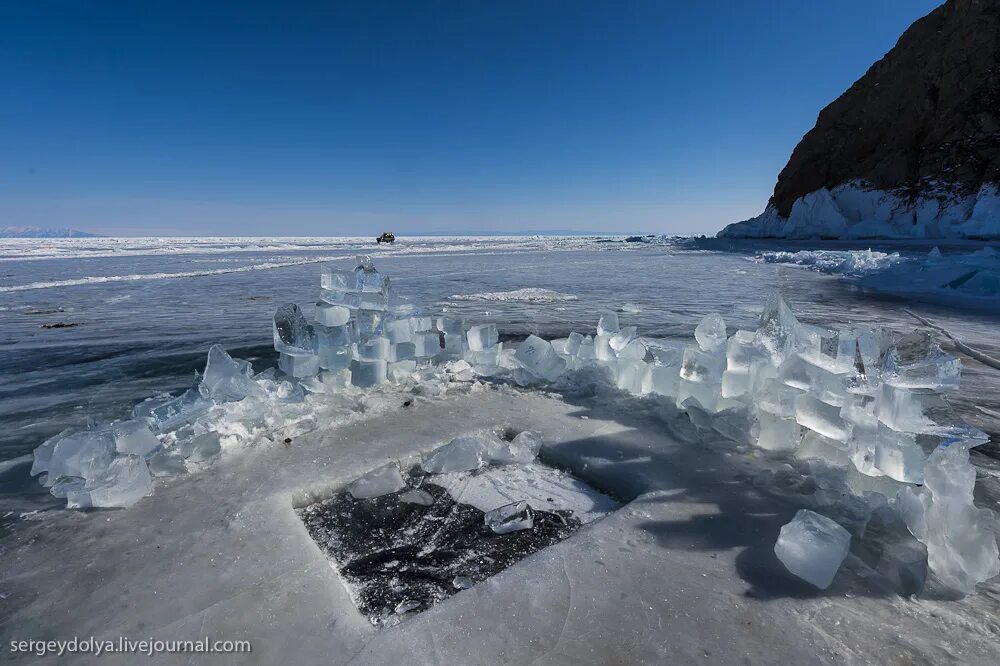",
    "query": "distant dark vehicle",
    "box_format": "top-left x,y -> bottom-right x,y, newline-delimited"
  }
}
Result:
376,232 -> 395,244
